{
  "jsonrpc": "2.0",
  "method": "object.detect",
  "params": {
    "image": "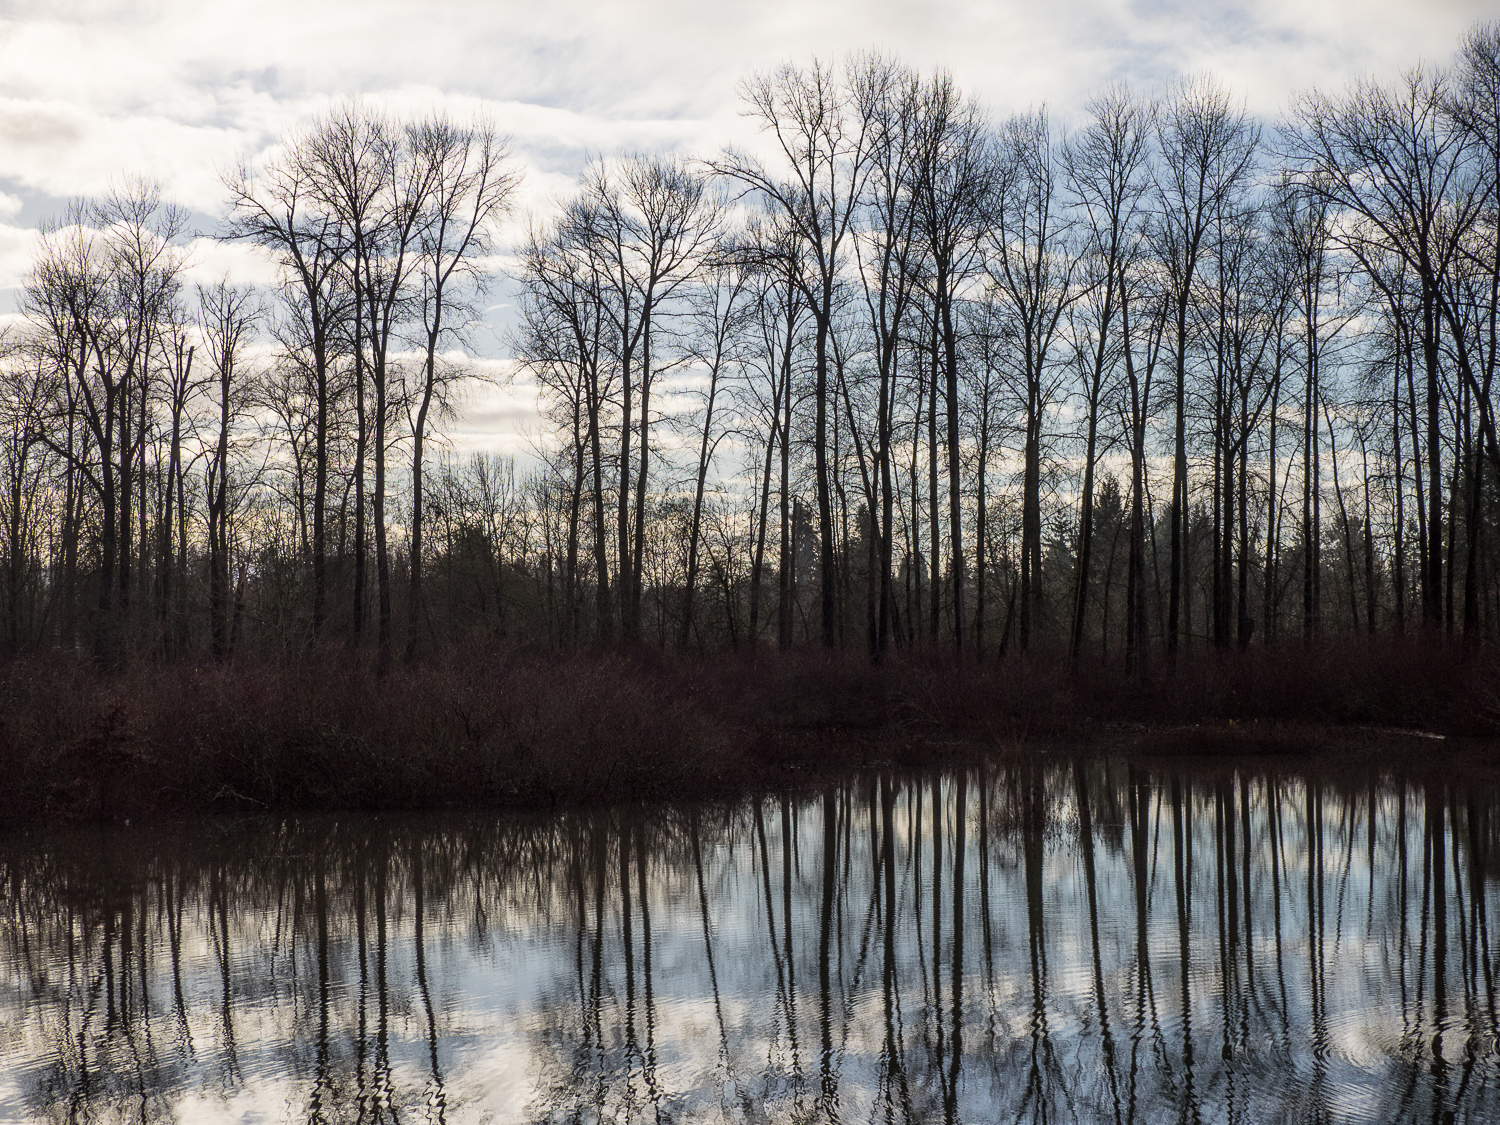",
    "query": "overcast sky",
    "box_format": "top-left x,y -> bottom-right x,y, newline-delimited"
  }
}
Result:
0,0 -> 1489,453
